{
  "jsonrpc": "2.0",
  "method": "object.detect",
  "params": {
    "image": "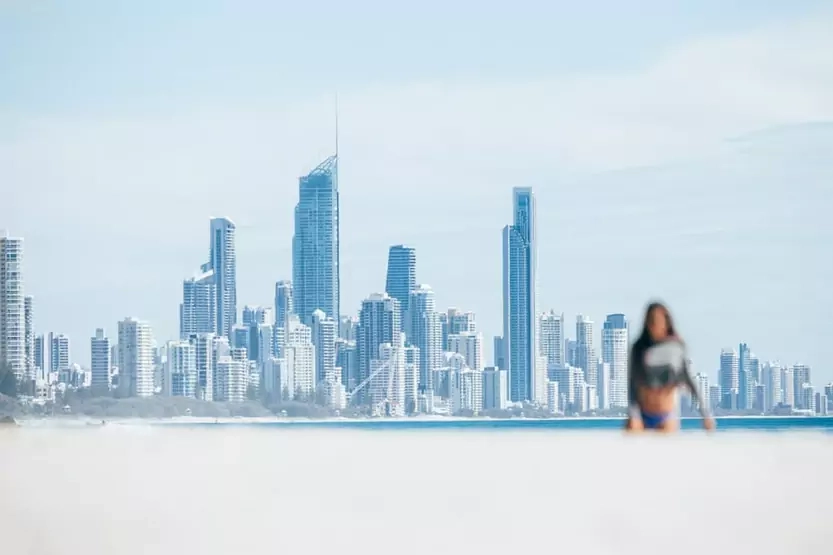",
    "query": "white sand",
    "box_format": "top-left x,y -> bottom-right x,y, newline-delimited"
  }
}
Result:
1,426 -> 831,555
